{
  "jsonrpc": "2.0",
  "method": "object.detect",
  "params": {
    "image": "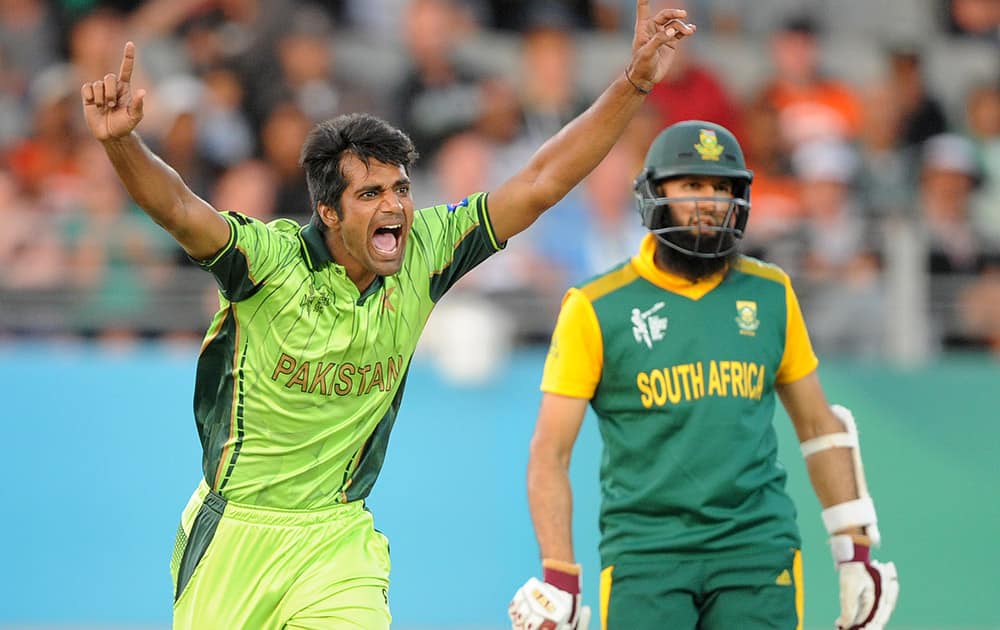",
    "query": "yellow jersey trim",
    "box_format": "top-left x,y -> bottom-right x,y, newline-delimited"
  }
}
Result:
540,288 -> 604,399
629,234 -> 727,300
734,256 -> 787,285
